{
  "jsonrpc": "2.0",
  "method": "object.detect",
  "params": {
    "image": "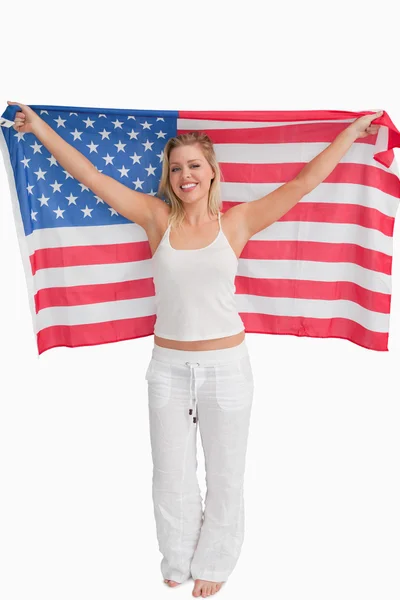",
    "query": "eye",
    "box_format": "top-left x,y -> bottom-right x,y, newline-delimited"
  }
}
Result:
171,164 -> 200,172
